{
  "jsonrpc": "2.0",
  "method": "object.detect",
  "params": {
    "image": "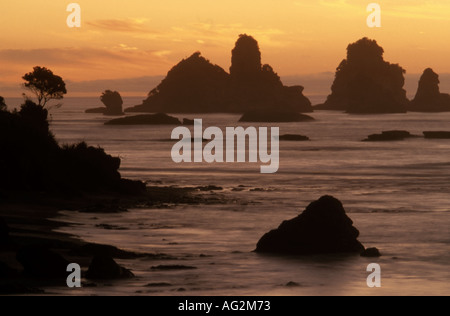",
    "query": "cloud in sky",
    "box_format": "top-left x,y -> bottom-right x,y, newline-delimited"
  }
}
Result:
86,18 -> 157,33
